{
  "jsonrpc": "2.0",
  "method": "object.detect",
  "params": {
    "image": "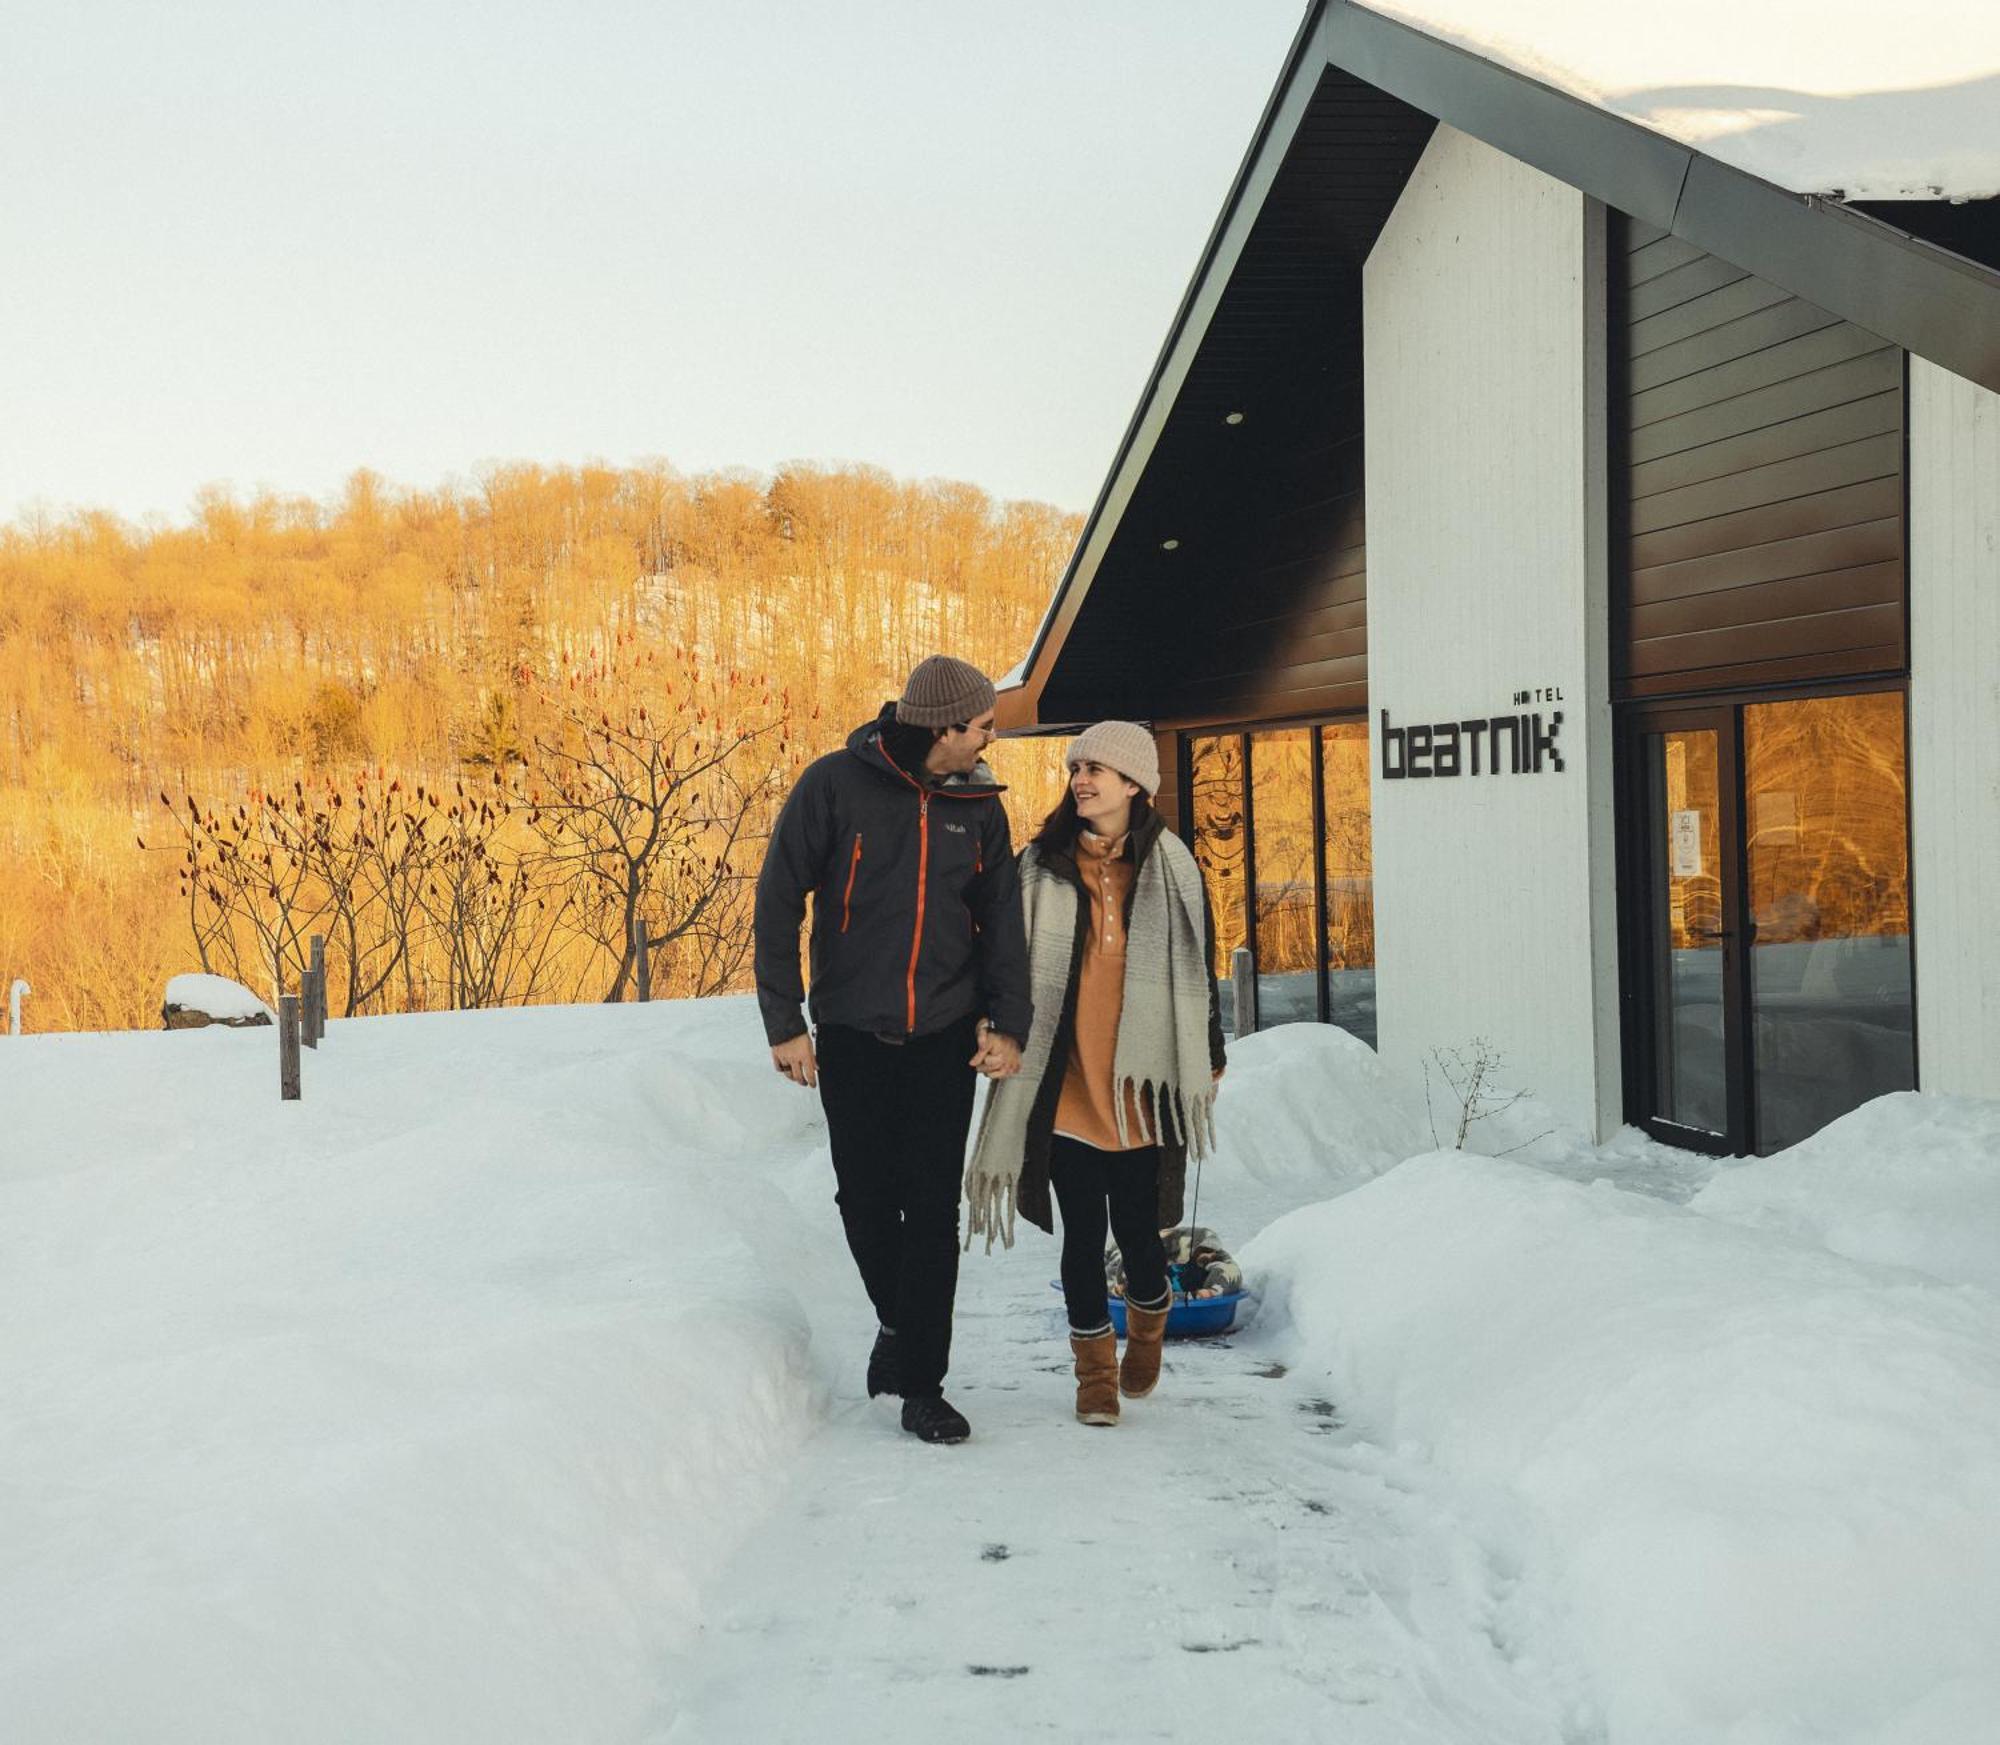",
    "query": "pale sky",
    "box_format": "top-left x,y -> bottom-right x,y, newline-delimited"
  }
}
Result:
2,1 -> 1305,525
